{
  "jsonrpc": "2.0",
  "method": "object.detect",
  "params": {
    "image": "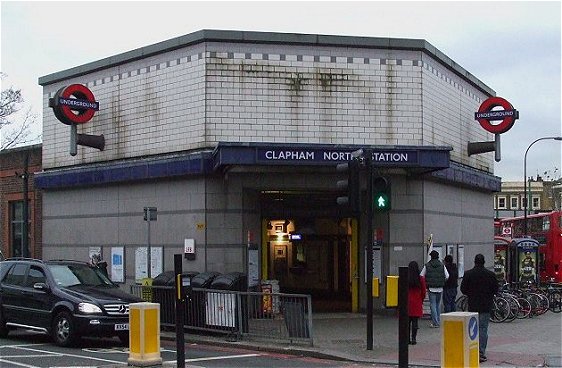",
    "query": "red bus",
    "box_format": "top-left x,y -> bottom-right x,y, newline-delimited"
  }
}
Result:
498,211 -> 562,283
